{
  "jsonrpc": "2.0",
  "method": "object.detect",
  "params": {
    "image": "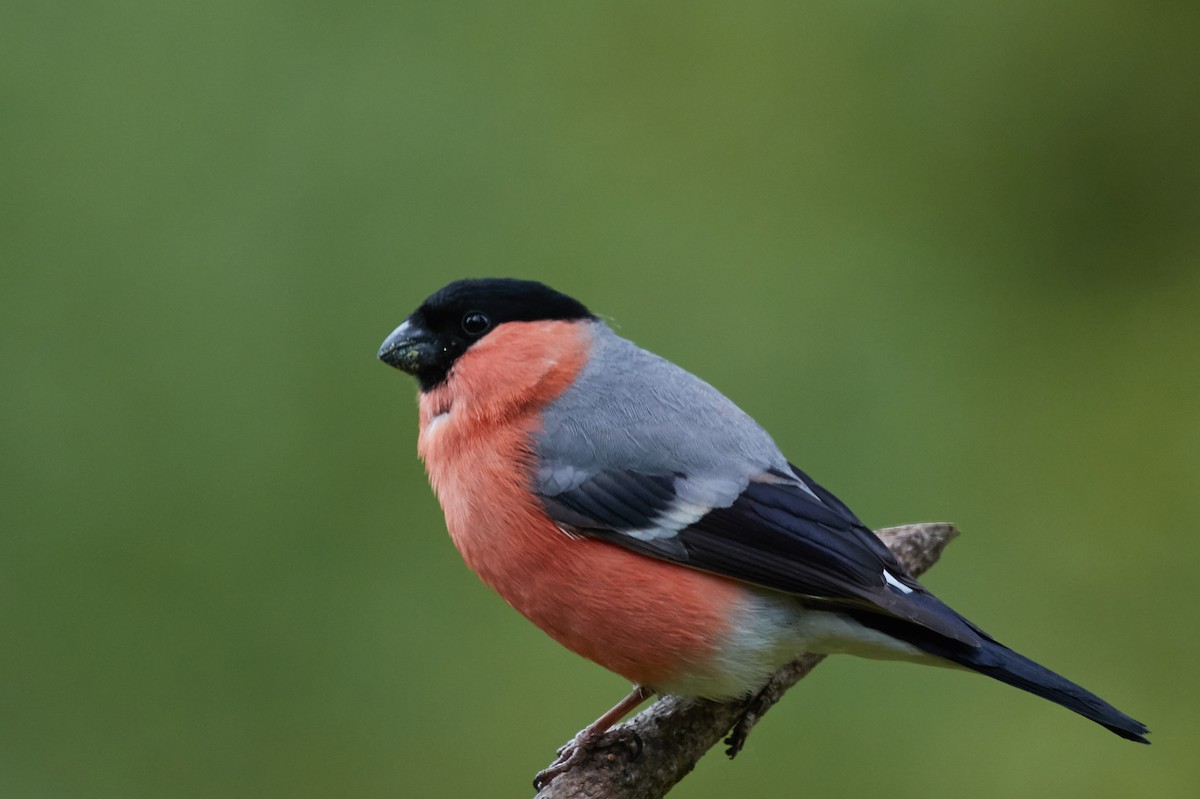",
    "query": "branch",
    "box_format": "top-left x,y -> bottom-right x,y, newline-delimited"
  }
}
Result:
532,522 -> 959,799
